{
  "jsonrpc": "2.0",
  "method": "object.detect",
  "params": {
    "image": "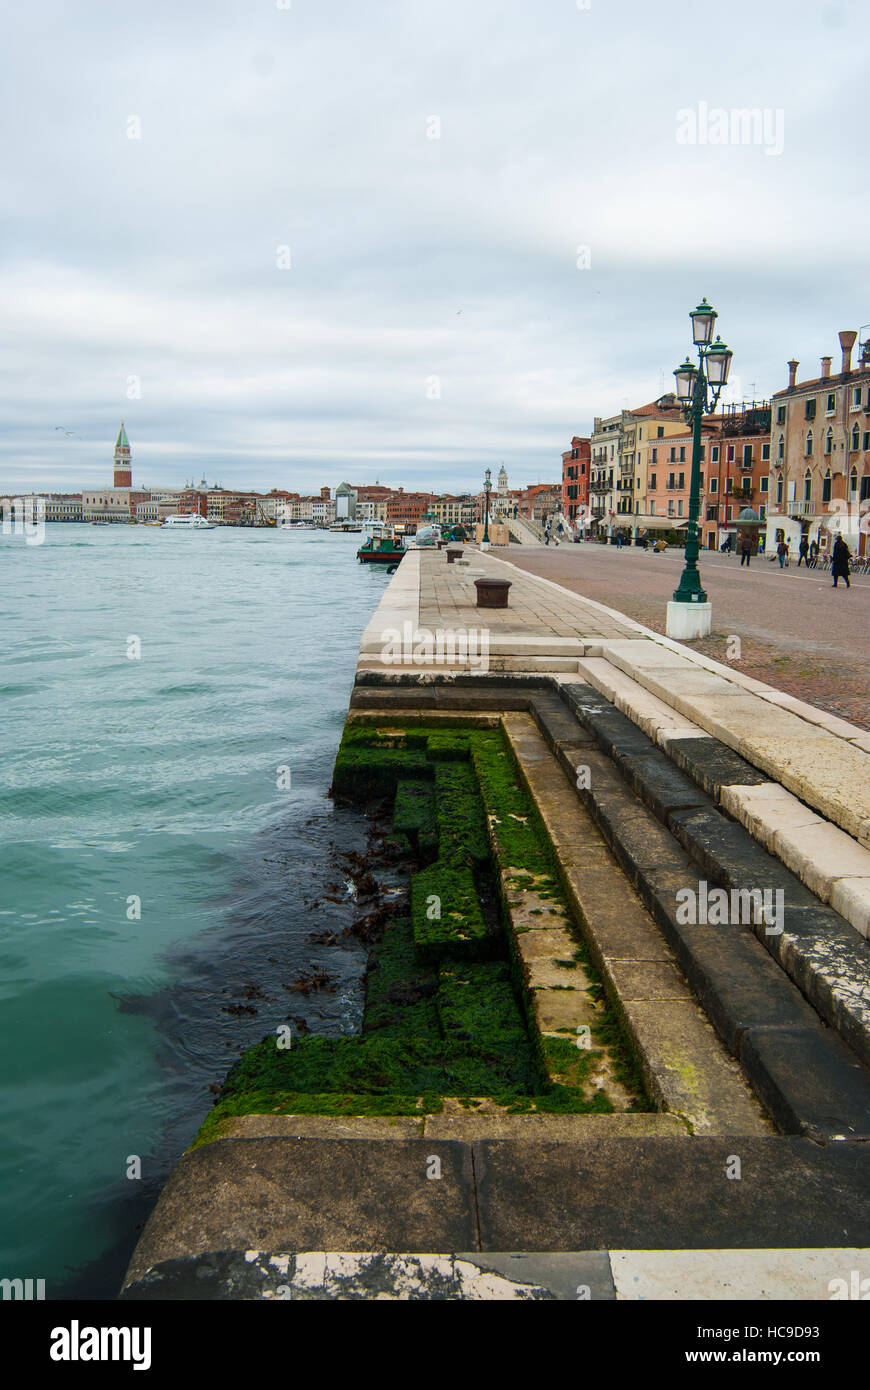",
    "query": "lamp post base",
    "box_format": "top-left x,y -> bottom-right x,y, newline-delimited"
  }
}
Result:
666,600 -> 712,641
479,540 -> 491,551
